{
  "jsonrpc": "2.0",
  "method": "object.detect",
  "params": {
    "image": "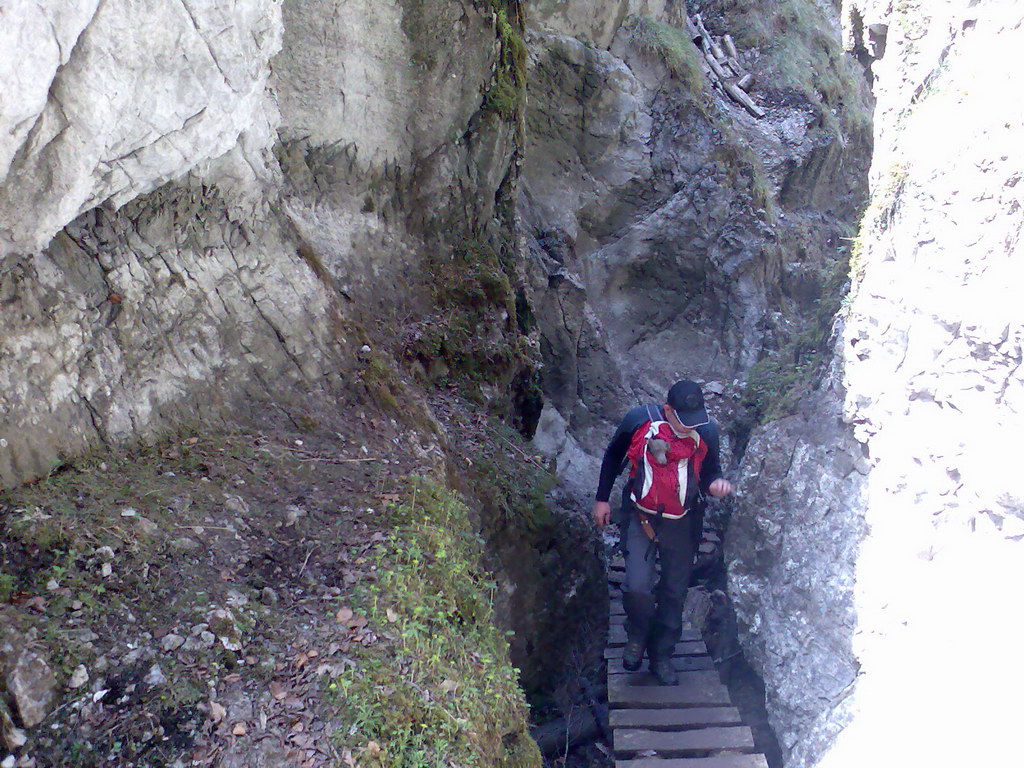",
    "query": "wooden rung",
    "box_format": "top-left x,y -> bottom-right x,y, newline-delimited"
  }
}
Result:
609,626 -> 700,646
610,706 -> 742,730
617,754 -> 769,768
608,678 -> 731,708
606,640 -> 708,659
607,655 -> 716,675
613,726 -> 755,757
613,670 -> 721,689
